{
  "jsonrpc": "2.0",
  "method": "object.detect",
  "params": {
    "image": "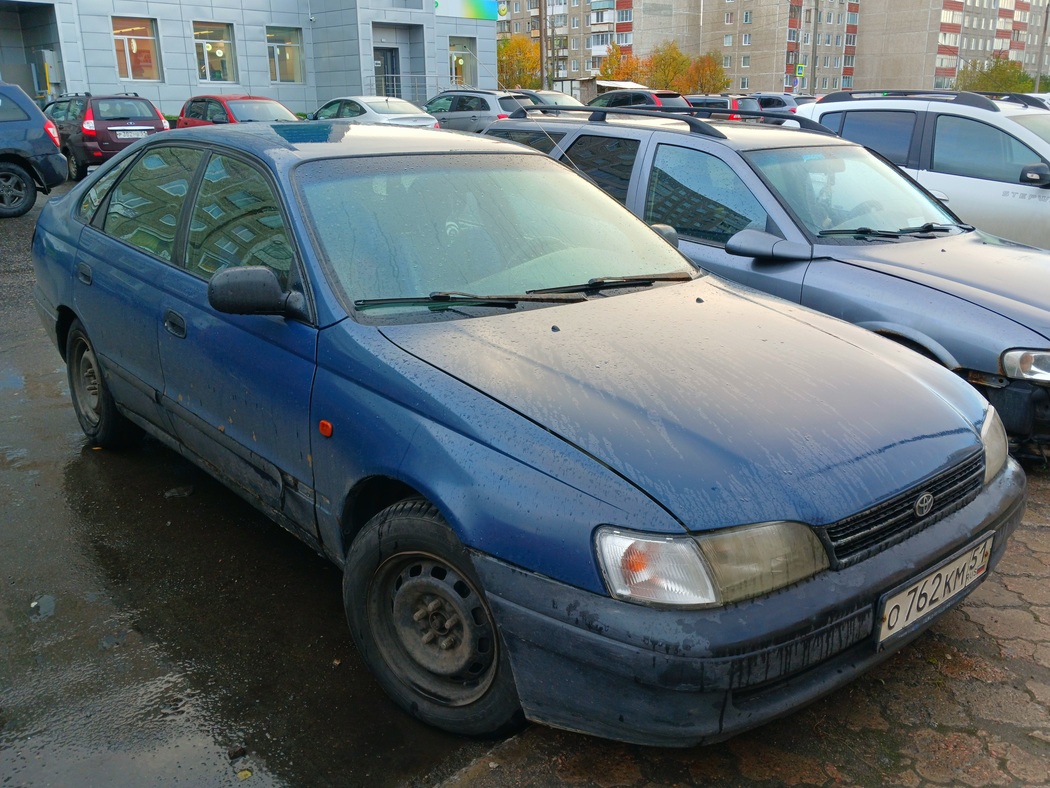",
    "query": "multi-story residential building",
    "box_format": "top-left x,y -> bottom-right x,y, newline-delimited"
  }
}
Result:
0,0 -> 499,116
499,0 -> 1049,95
